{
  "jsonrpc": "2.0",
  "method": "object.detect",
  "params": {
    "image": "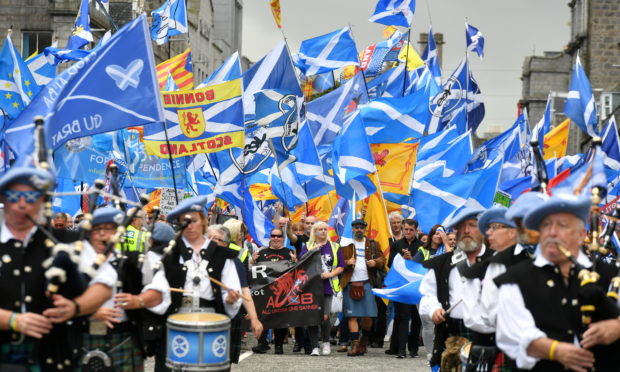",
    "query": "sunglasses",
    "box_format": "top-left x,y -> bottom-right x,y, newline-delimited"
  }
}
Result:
2,190 -> 44,204
270,234 -> 283,238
